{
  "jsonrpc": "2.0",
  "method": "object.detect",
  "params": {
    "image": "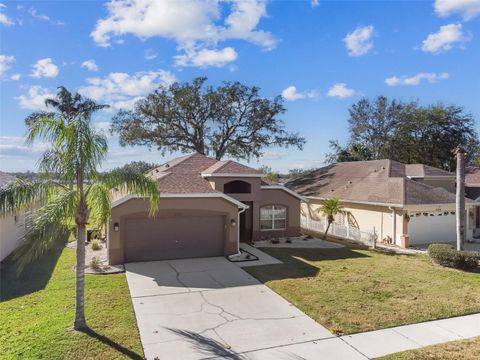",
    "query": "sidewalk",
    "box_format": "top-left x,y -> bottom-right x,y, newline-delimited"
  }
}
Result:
340,313 -> 480,359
